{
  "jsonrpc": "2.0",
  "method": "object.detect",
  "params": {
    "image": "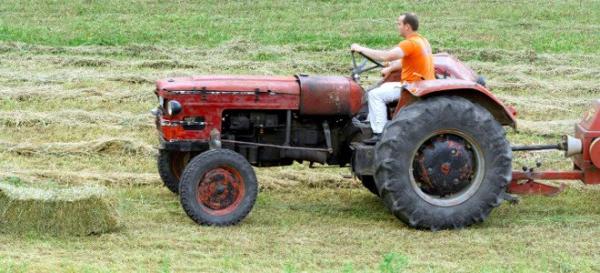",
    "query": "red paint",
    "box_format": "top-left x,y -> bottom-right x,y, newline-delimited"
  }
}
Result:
396,79 -> 517,126
385,53 -> 517,127
512,170 -> 584,181
157,75 -> 300,94
572,100 -> 600,184
440,163 -> 451,175
170,152 -> 188,179
508,171 -> 581,196
298,76 -> 364,116
509,101 -> 600,195
157,75 -> 300,141
432,53 -> 479,82
508,180 -> 566,196
197,166 -> 245,216
589,138 -> 600,168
